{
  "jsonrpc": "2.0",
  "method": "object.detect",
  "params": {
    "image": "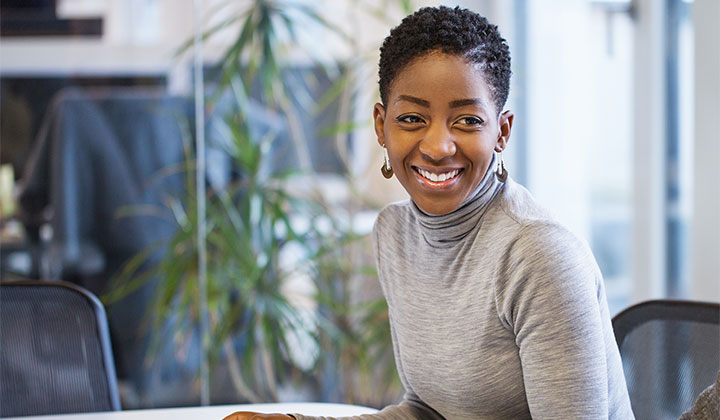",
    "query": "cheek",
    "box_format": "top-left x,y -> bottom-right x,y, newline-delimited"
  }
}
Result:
385,131 -> 411,164
387,149 -> 406,174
